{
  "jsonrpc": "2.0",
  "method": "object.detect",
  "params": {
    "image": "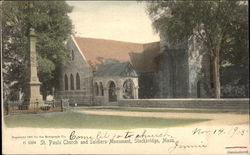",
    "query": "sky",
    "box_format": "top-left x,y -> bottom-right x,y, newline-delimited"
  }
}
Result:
67,1 -> 160,43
